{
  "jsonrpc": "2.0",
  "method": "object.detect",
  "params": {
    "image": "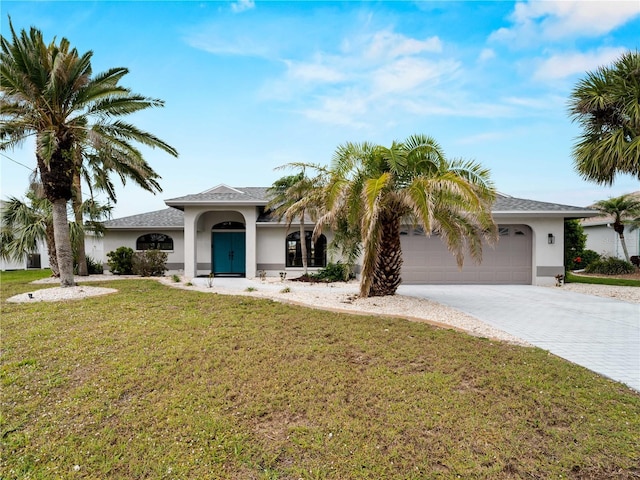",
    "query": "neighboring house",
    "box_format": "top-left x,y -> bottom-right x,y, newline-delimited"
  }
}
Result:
0,199 -> 104,272
582,217 -> 640,260
0,200 -> 50,271
102,184 -> 597,286
0,240 -> 49,271
581,191 -> 640,261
